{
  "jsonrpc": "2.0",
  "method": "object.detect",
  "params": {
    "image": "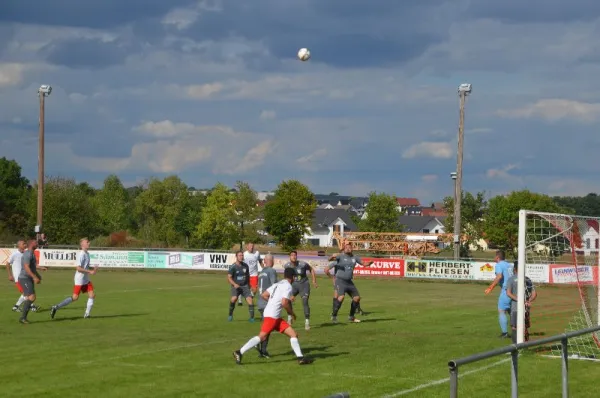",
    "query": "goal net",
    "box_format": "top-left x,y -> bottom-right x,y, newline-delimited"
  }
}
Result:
517,210 -> 600,360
